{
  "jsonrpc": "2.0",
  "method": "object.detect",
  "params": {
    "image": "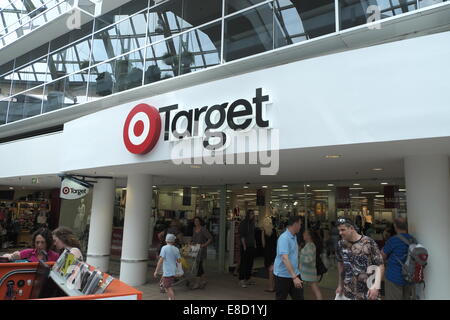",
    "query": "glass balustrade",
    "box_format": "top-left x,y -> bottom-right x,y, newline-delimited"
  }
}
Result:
0,0 -> 447,124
